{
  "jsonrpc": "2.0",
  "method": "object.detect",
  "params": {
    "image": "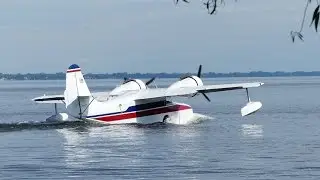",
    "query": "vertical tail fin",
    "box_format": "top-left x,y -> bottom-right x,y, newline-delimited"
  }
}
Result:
64,64 -> 91,108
